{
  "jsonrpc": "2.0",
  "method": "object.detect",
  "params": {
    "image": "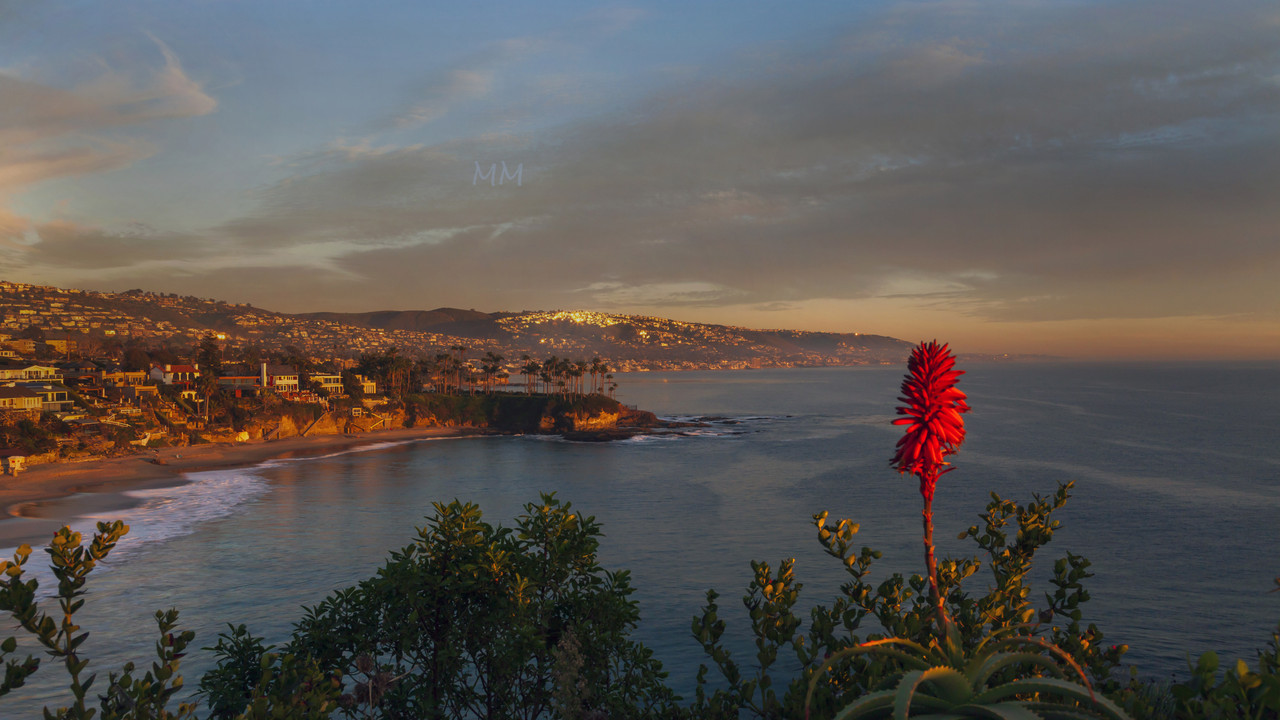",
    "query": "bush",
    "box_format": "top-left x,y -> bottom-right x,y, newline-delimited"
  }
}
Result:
285,494 -> 679,719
